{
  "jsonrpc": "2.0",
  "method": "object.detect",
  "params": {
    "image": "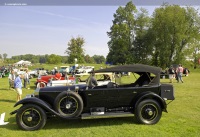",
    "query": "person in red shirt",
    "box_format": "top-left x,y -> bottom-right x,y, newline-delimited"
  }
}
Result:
177,64 -> 184,83
55,72 -> 62,80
